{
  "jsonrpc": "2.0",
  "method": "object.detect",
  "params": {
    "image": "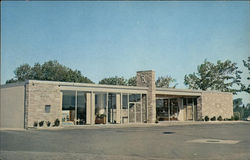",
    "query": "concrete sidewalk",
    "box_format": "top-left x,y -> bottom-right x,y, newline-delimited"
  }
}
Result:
1,121 -> 248,131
